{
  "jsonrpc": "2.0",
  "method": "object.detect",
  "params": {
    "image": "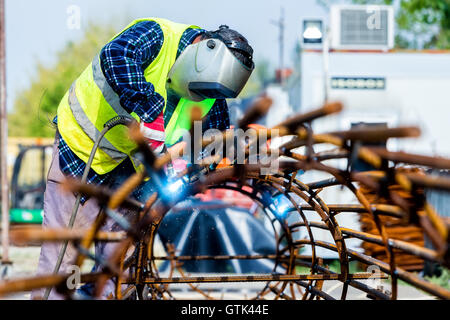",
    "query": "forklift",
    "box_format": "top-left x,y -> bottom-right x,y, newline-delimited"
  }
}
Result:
9,144 -> 52,224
